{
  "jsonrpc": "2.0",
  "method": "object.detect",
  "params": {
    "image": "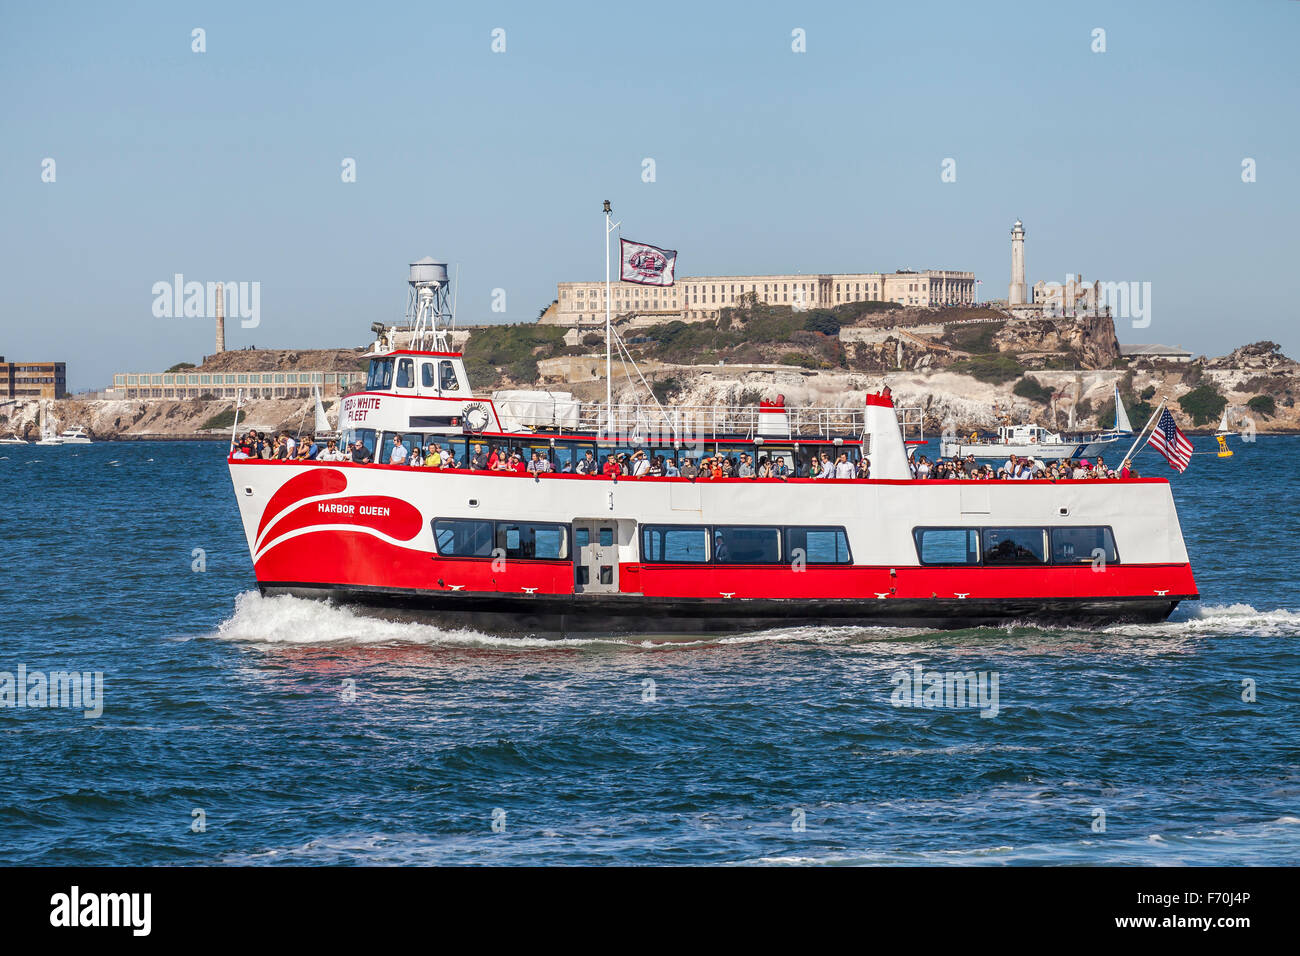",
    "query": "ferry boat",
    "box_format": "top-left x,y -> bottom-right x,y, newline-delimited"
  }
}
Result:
226,259 -> 1198,636
939,386 -> 1133,461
